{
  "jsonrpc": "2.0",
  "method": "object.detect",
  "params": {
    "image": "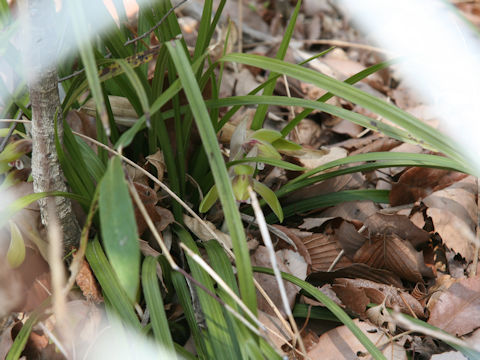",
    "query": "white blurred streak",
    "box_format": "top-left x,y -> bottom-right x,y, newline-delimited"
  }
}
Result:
339,0 -> 480,171
0,0 -> 154,108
